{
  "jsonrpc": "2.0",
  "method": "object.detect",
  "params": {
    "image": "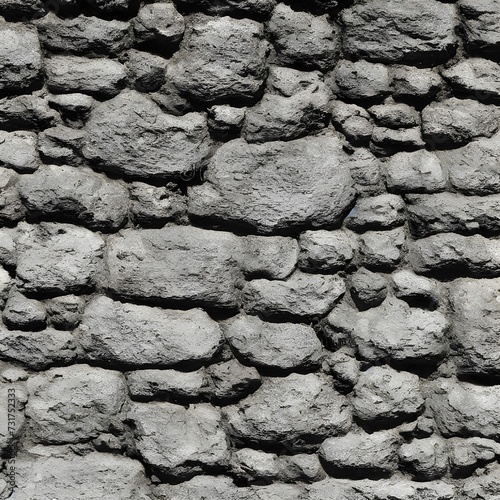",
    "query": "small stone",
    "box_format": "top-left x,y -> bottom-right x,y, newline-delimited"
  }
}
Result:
350,268 -> 388,310
278,454 -> 326,483
0,228 -> 16,267
345,194 -> 405,231
370,127 -> 425,155
348,149 -> 385,195
231,448 -> 280,483
390,66 -> 443,103
45,294 -> 84,330
399,436 -> 448,480
358,227 -> 406,270
0,94 -> 56,131
267,4 -> 340,72
368,103 -> 420,128
392,269 -> 441,309
332,100 -> 374,144
48,93 -> 94,127
0,131 -> 38,173
208,105 -> 245,140
38,125 -> 86,163
325,349 -> 361,390
2,290 -> 46,330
